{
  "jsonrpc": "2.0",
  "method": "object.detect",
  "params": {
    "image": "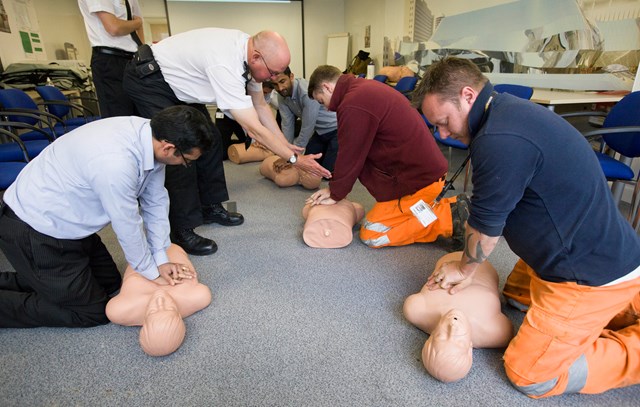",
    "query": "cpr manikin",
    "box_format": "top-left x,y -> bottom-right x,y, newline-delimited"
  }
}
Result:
301,200 -> 365,248
403,252 -> 514,382
378,65 -> 416,83
227,142 -> 274,164
106,244 -> 212,356
260,155 -> 322,190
